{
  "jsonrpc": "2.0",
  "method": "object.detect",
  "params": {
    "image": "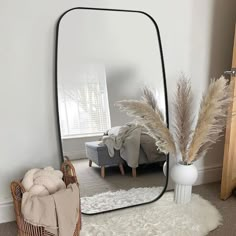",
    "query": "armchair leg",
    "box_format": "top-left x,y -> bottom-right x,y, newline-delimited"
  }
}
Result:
119,164 -> 125,175
101,166 -> 105,178
132,168 -> 136,177
89,160 -> 92,167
